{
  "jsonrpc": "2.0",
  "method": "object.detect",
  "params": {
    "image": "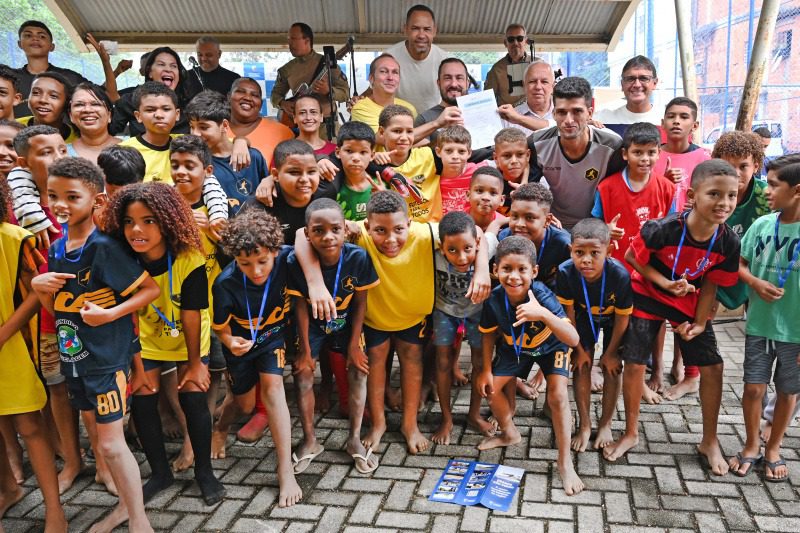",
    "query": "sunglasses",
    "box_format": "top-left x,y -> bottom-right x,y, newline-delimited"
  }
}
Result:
506,35 -> 525,44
